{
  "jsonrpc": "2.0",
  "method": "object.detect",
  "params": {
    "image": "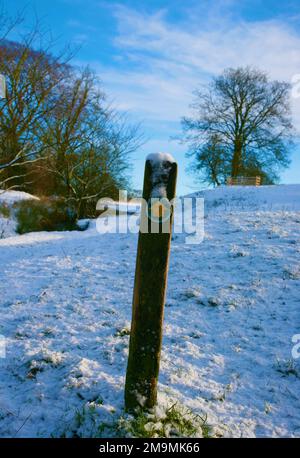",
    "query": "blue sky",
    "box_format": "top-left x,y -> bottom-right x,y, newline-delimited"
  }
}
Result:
5,0 -> 300,194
